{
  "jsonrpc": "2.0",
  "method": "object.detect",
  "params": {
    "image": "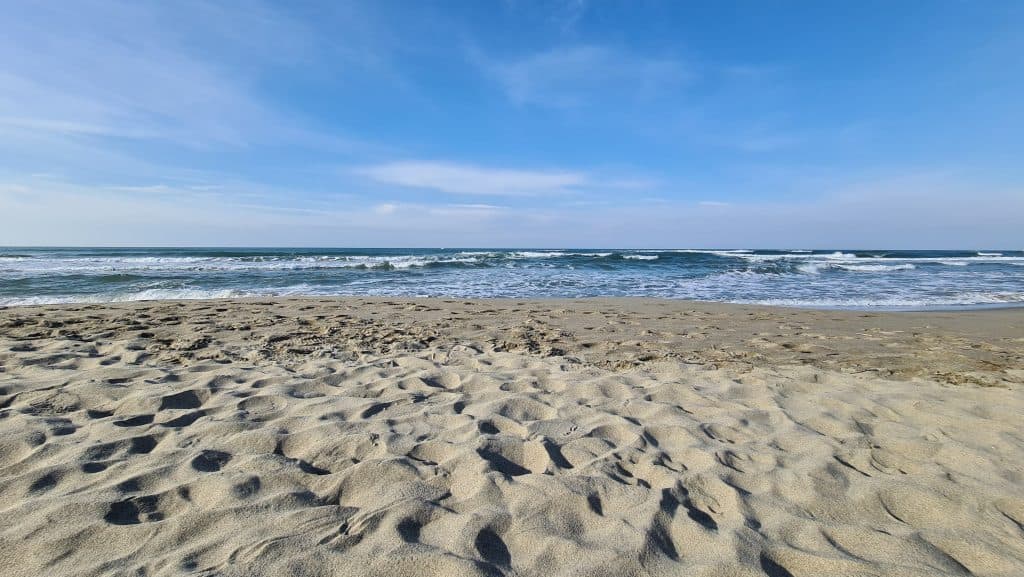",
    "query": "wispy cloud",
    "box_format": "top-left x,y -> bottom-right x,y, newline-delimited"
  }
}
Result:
2,170 -> 1021,248
0,175 -> 520,246
374,201 -> 507,218
0,1 -> 377,152
0,0 -> 391,223
549,0 -> 589,32
355,161 -> 588,196
478,45 -> 689,108
2,5 -> 252,145
0,3 -> 1016,249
